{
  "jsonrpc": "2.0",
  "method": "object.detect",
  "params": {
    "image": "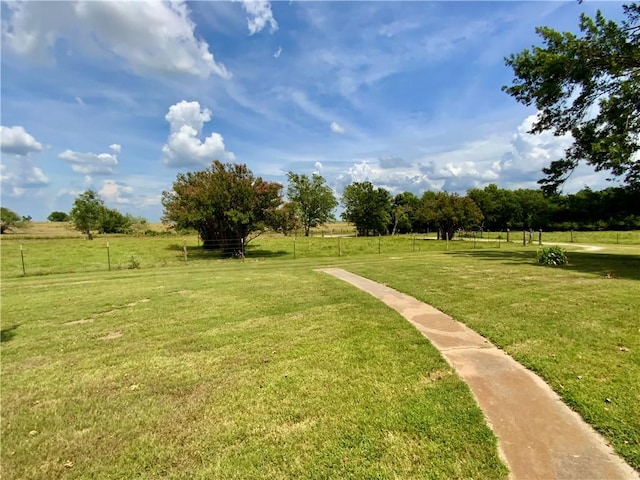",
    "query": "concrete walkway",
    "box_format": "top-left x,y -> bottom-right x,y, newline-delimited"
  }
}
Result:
318,268 -> 638,480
